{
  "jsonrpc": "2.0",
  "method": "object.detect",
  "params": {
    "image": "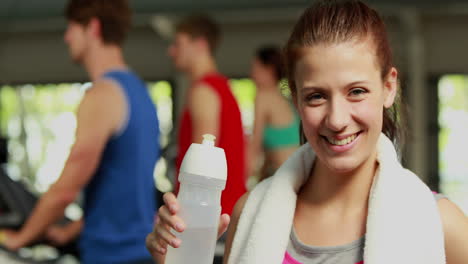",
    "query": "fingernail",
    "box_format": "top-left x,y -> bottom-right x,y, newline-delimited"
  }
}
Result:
175,222 -> 184,231
172,238 -> 181,247
170,204 -> 177,212
158,246 -> 166,254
